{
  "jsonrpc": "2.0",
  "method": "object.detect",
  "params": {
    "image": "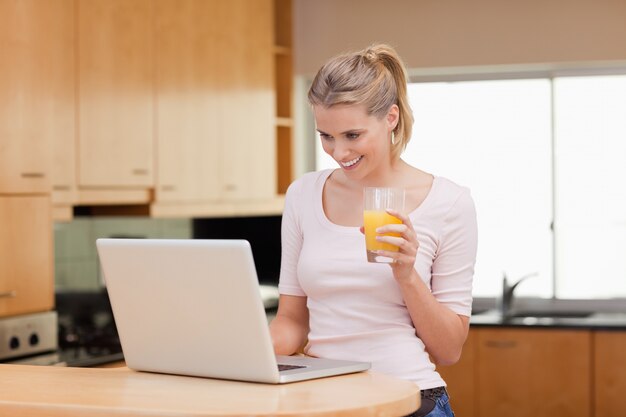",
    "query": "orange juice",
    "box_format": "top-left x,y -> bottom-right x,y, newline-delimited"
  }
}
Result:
363,210 -> 403,255
363,187 -> 405,263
